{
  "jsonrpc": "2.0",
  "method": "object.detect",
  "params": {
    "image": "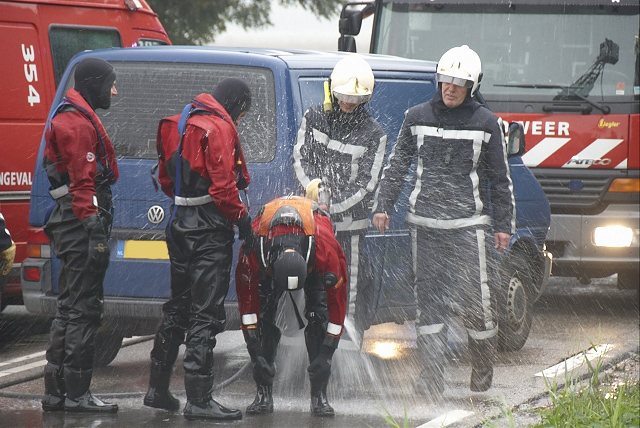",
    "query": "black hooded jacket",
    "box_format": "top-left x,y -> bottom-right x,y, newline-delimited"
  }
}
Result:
374,90 -> 515,234
293,103 -> 387,232
74,58 -> 116,110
